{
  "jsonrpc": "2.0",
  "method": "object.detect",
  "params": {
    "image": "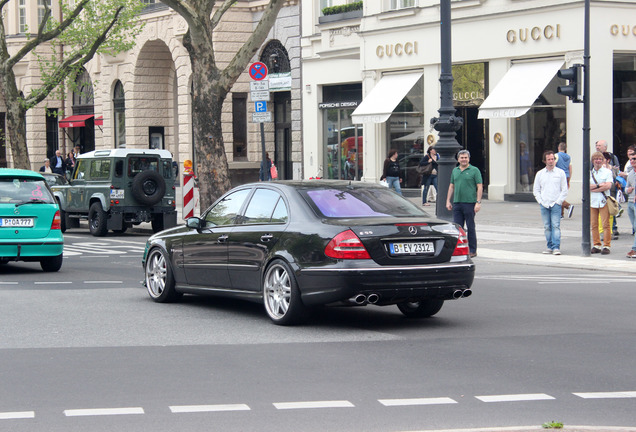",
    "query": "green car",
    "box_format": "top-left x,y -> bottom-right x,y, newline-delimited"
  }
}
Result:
0,169 -> 64,272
